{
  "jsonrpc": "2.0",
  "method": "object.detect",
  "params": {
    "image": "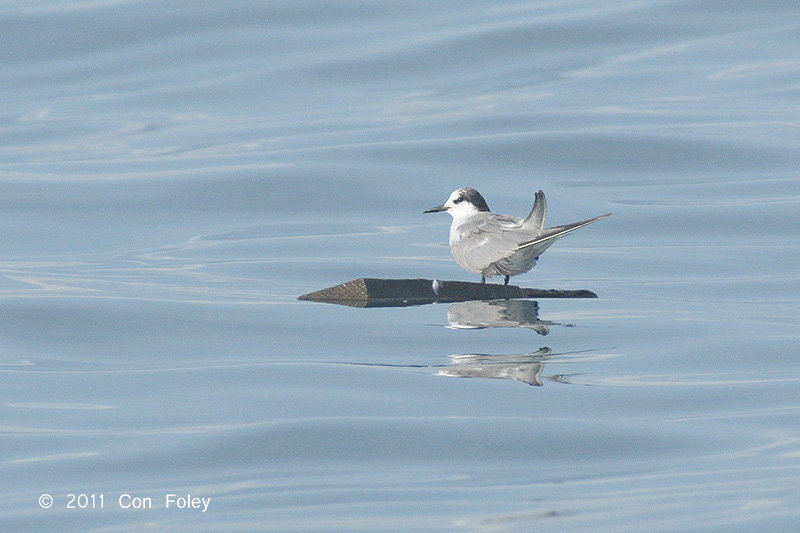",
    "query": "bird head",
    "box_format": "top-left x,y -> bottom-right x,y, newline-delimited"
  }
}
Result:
423,187 -> 491,218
